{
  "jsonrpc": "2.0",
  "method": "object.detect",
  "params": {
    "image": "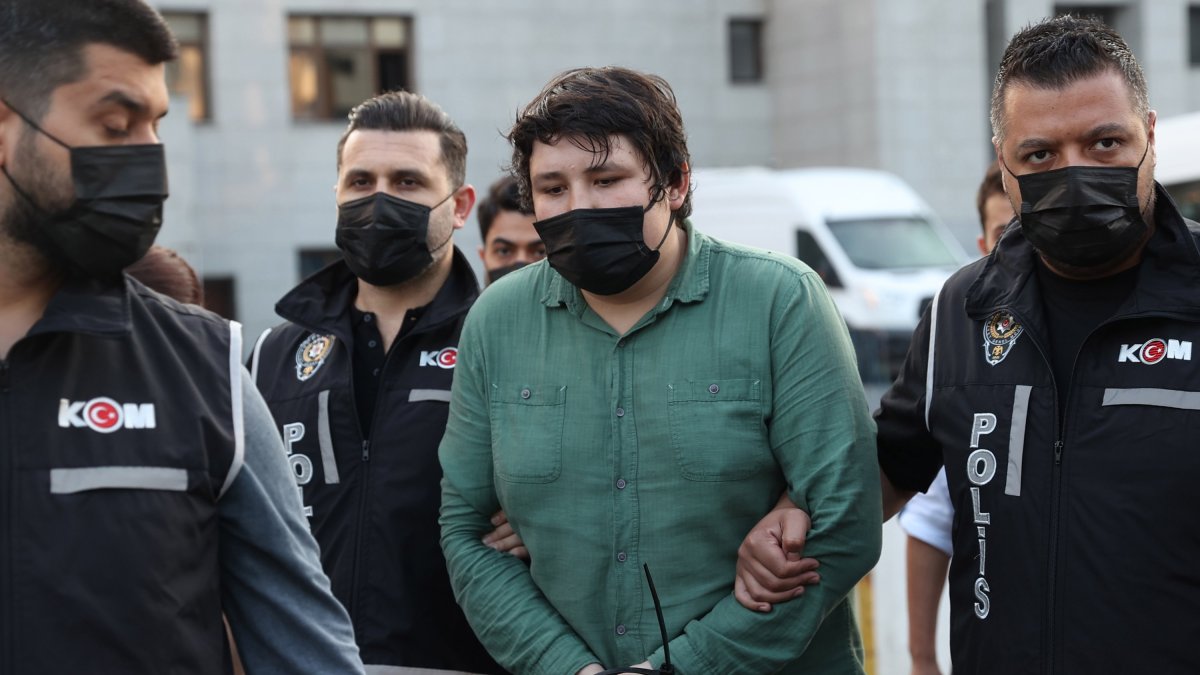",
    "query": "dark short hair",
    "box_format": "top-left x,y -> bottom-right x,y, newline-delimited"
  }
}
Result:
476,175 -> 532,241
125,245 -> 204,305
508,66 -> 693,220
975,161 -> 1006,231
336,90 -> 467,188
991,15 -> 1148,142
0,0 -> 177,121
